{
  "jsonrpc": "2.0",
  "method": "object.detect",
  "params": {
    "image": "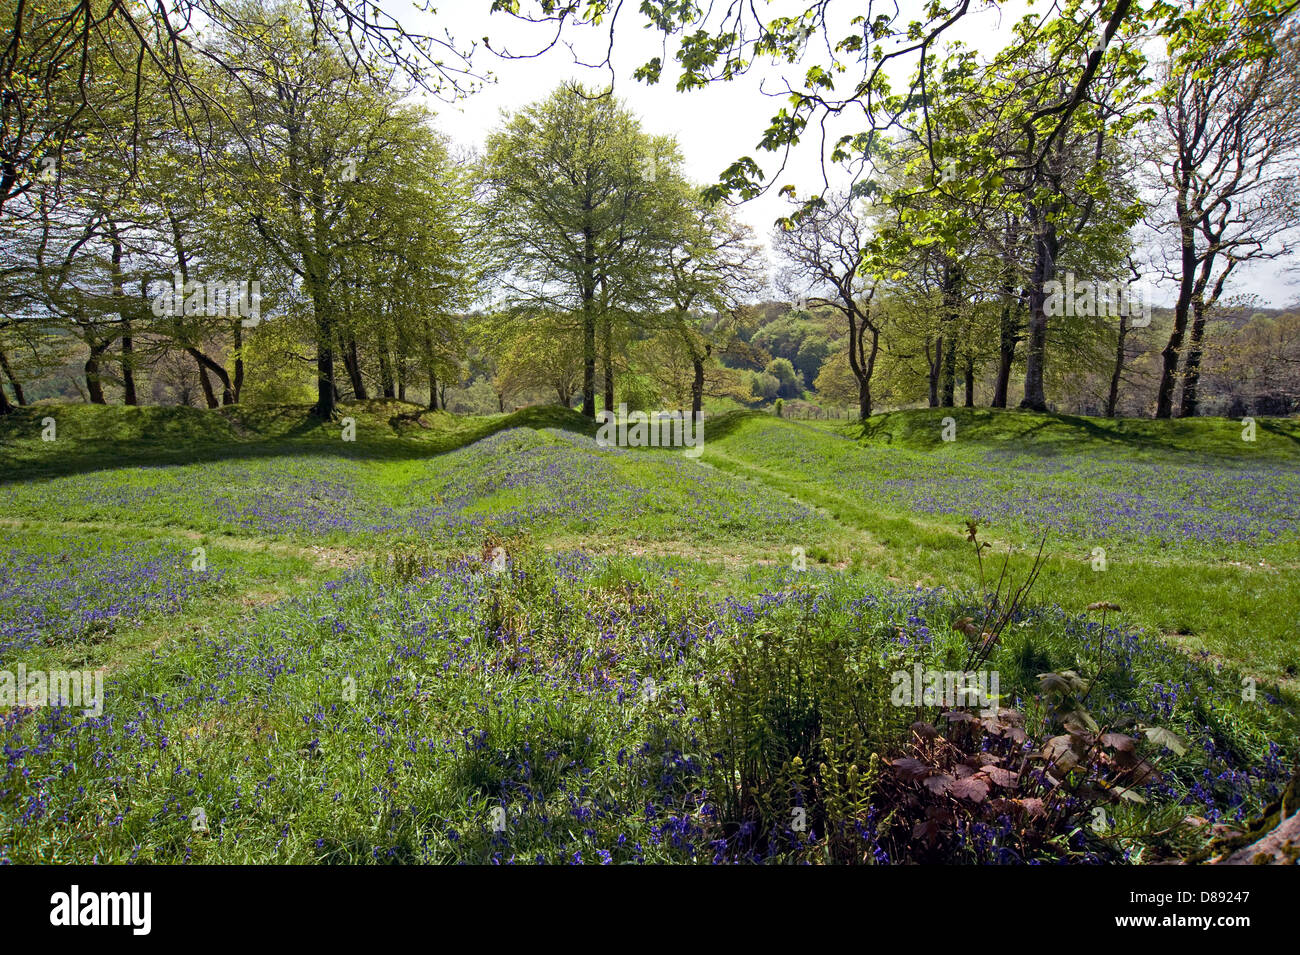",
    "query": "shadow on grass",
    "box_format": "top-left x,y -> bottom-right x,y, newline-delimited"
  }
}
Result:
1261,420 -> 1300,449
849,407 -> 1300,459
4,401 -> 1294,484
0,401 -> 597,485
697,409 -> 771,443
